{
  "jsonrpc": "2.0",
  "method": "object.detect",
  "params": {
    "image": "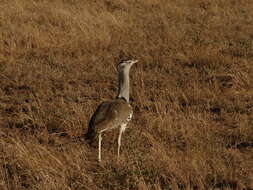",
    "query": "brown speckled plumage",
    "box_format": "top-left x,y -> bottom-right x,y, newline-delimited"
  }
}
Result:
85,98 -> 133,142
